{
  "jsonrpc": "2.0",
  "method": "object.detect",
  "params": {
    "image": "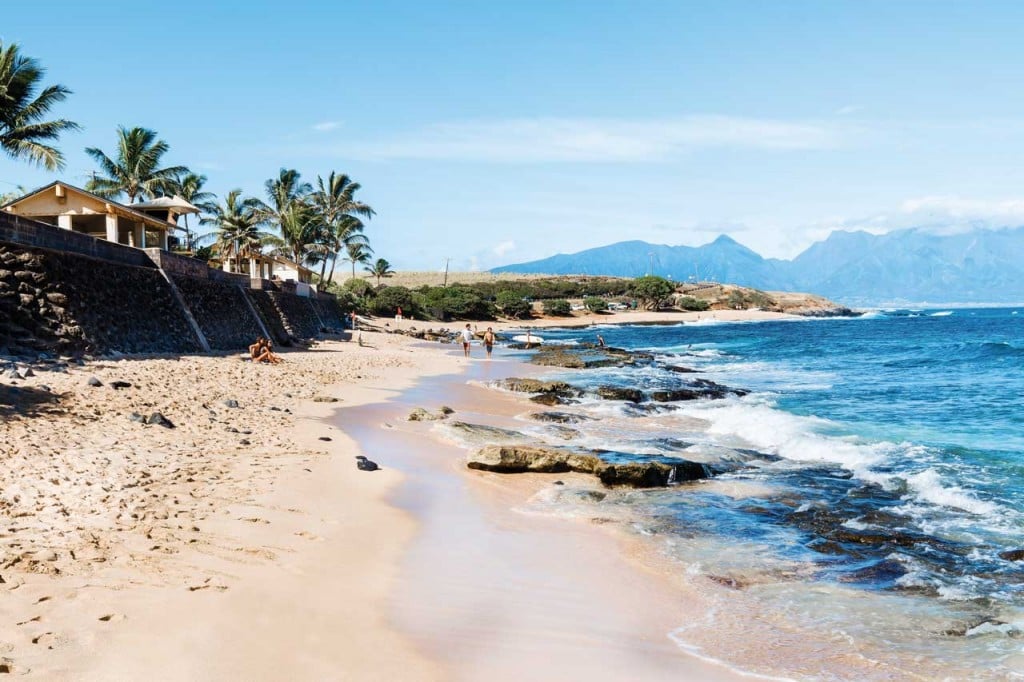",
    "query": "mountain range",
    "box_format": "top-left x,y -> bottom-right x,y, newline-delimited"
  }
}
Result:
490,227 -> 1024,305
